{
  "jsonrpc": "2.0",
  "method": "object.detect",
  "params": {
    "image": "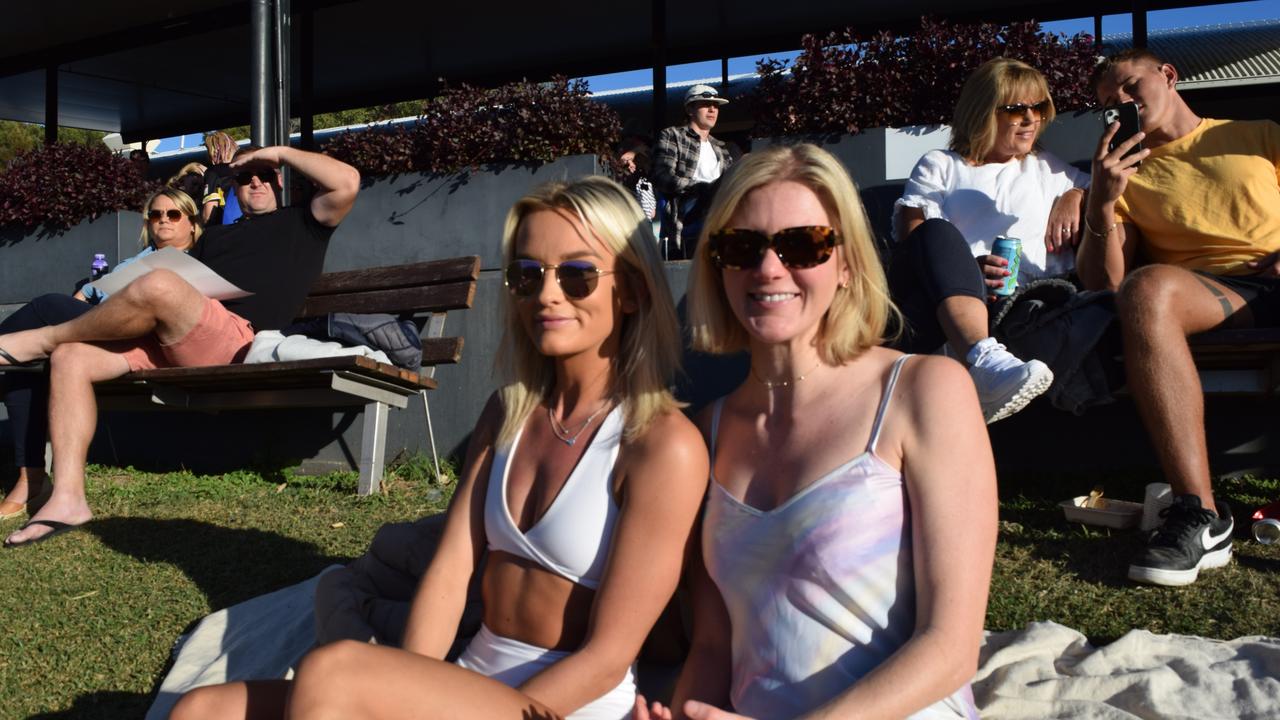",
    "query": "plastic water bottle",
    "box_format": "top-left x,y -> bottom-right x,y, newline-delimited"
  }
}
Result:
91,253 -> 109,281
